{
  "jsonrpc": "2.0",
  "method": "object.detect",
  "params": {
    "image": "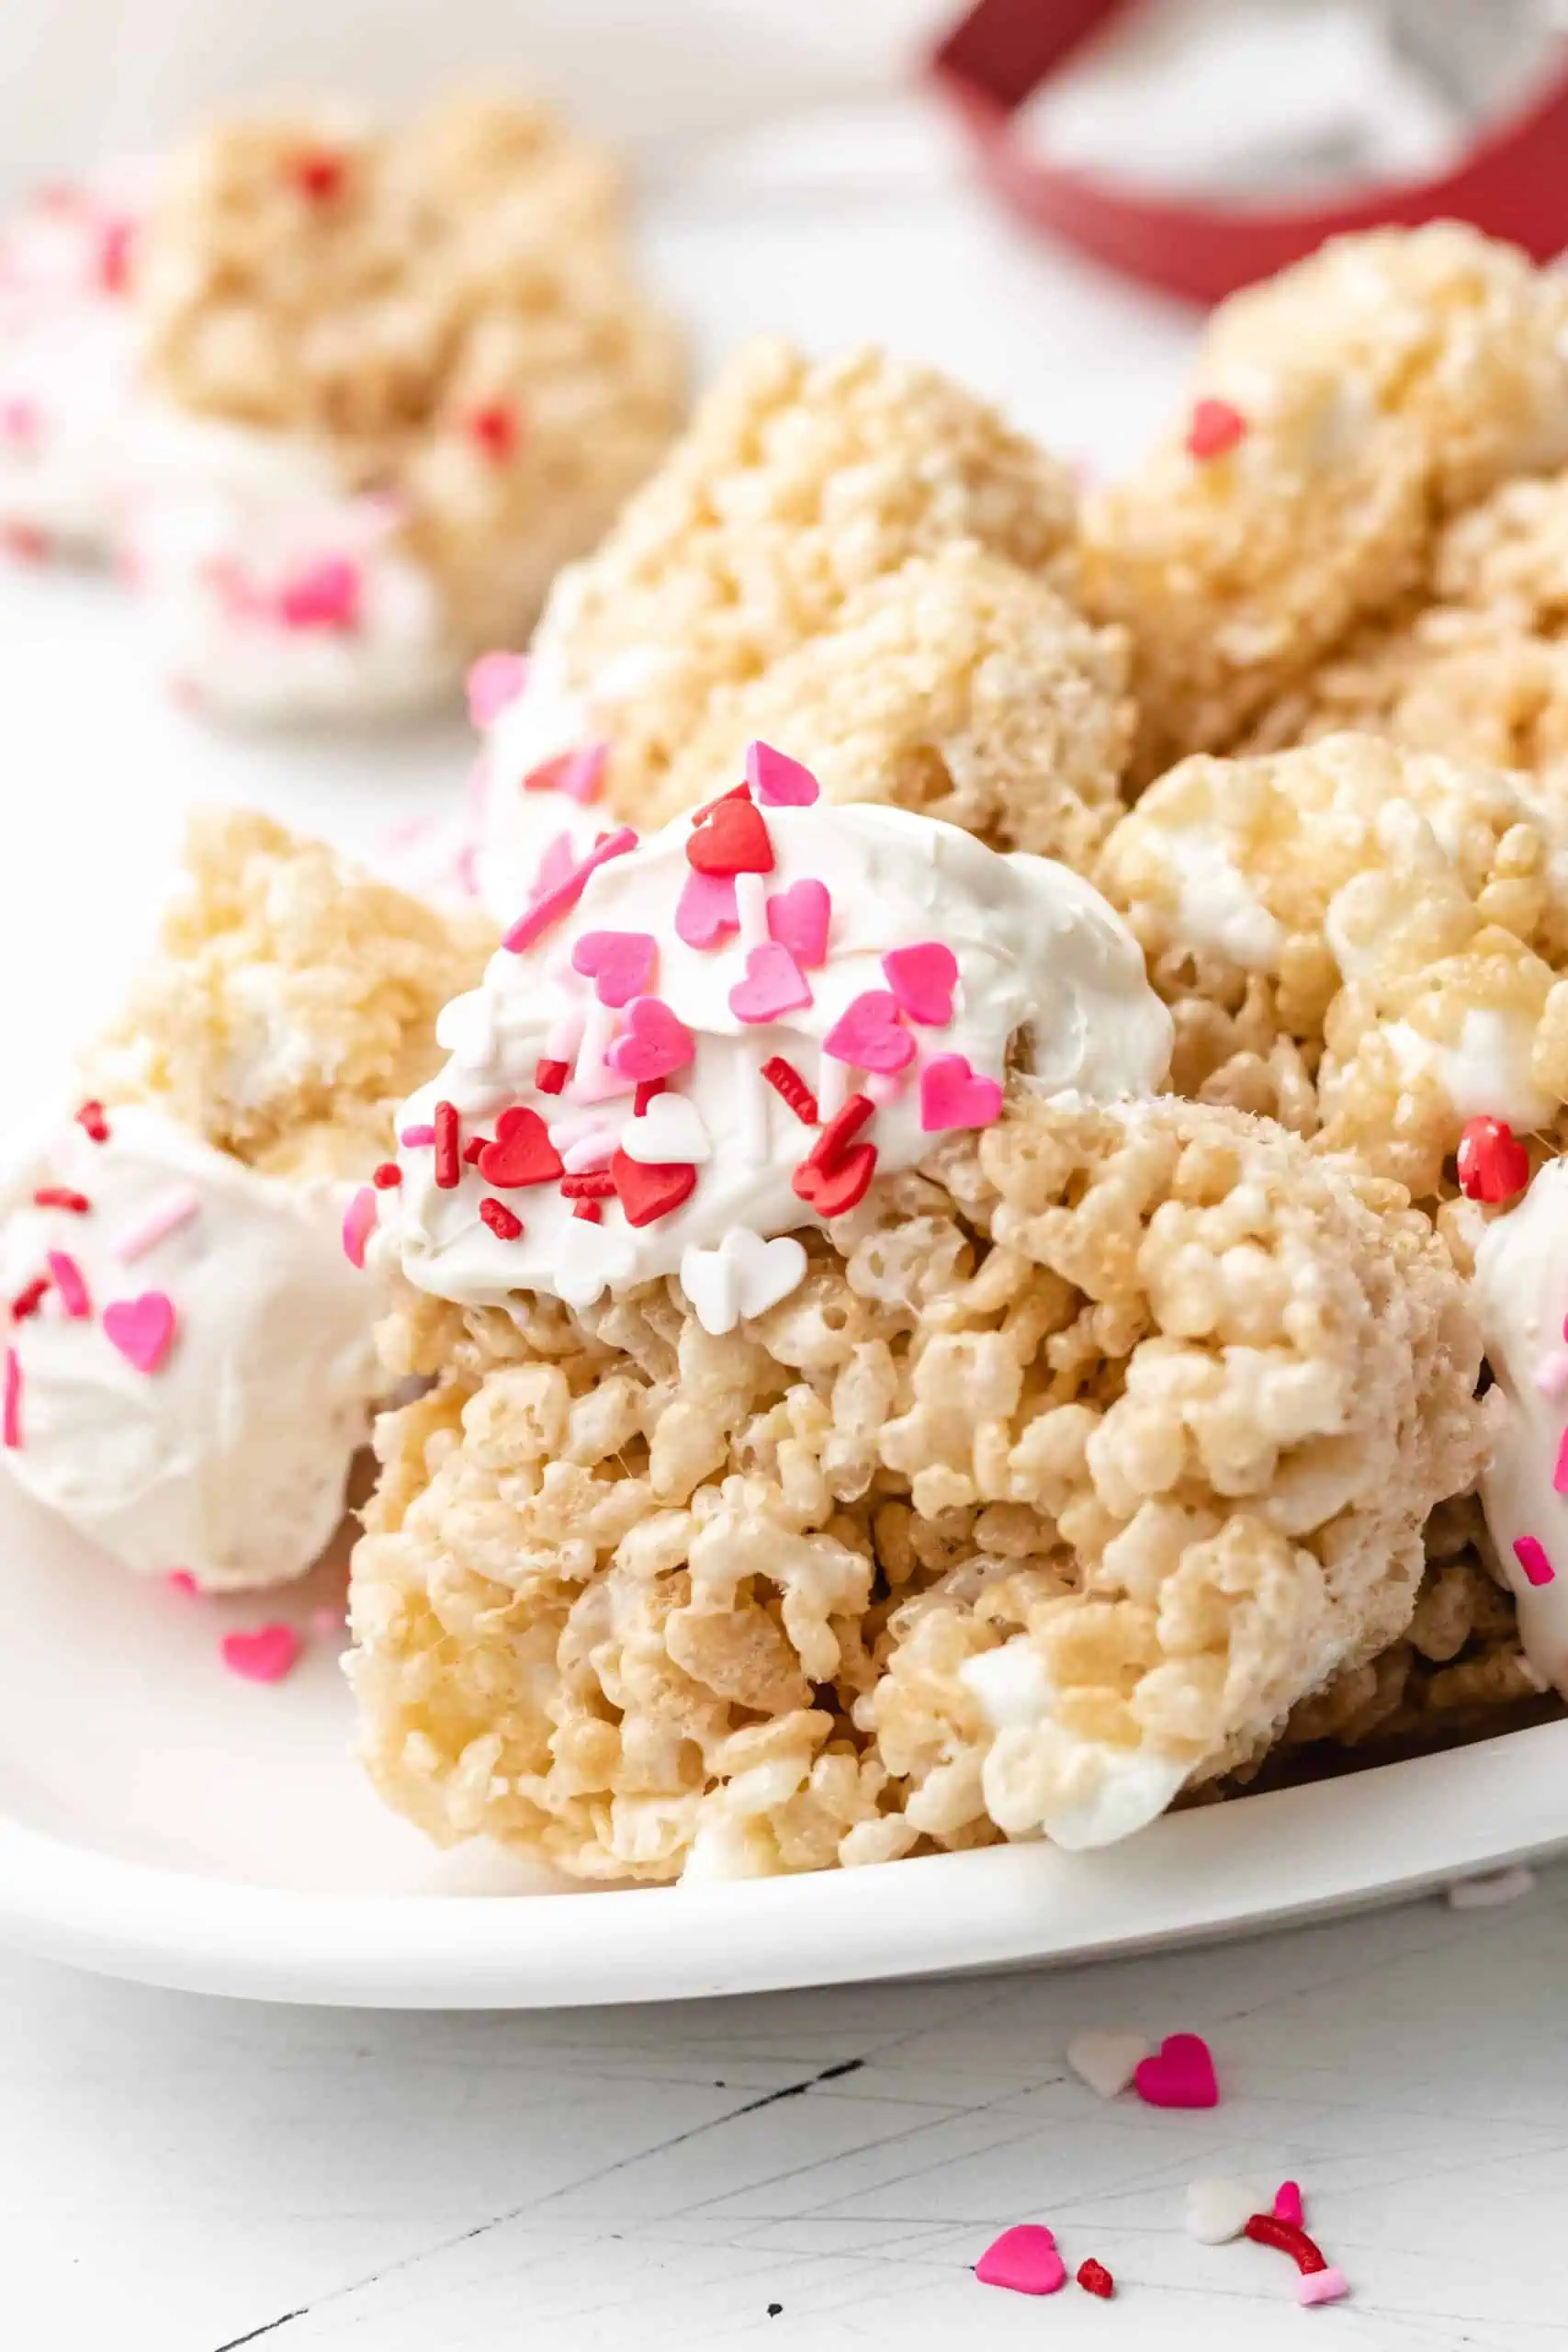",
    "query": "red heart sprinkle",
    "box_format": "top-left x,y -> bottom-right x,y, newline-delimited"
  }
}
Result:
1456,1115 -> 1529,1203
477,1106 -> 564,1189
1186,398 -> 1247,459
609,1152 -> 697,1227
1133,2031 -> 1218,2109
793,1141 -> 876,1218
686,797 -> 774,877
